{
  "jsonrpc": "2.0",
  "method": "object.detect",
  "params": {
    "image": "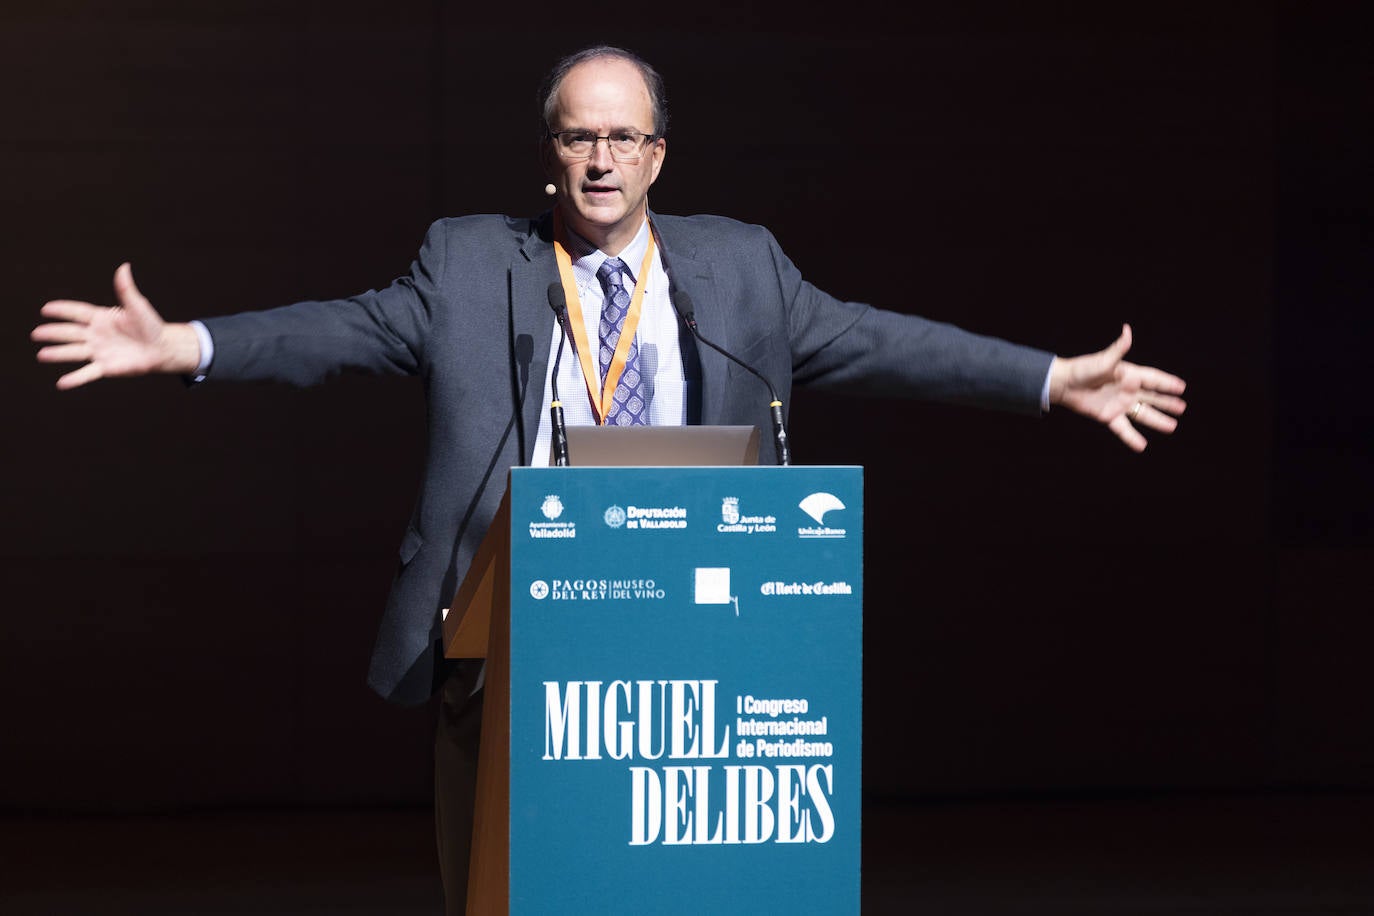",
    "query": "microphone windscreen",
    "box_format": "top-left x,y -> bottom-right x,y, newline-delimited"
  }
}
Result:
547,282 -> 567,314
671,290 -> 695,323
